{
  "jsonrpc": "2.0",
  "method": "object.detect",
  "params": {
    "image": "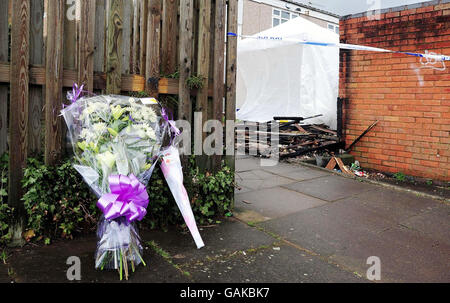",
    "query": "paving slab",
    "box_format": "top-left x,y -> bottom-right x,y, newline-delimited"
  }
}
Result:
235,187 -> 328,221
281,168 -> 330,182
259,198 -> 400,256
185,244 -> 365,283
330,225 -> 450,283
236,175 -> 297,191
6,236 -> 189,283
235,184 -> 253,194
399,205 -> 450,245
236,158 -> 264,172
236,170 -> 276,180
283,175 -> 378,202
342,188 -> 444,223
261,163 -> 310,175
142,218 -> 275,266
260,197 -> 450,282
